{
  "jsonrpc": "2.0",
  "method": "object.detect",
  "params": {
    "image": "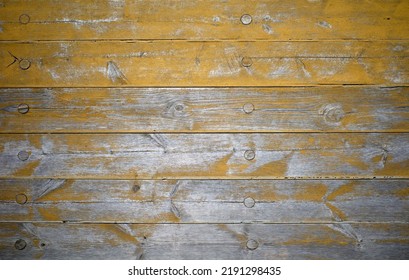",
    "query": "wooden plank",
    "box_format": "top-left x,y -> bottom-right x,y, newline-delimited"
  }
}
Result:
0,0 -> 408,40
0,133 -> 408,179
0,41 -> 408,87
1,87 -> 408,133
0,179 -> 407,223
0,222 -> 408,259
